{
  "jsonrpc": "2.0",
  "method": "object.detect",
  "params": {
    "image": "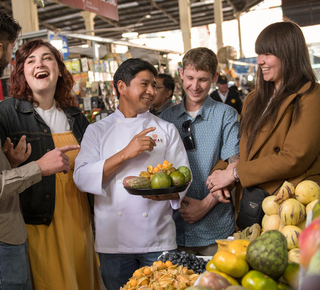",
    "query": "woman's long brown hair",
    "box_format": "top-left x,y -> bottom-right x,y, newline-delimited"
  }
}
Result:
240,20 -> 317,153
9,39 -> 76,108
